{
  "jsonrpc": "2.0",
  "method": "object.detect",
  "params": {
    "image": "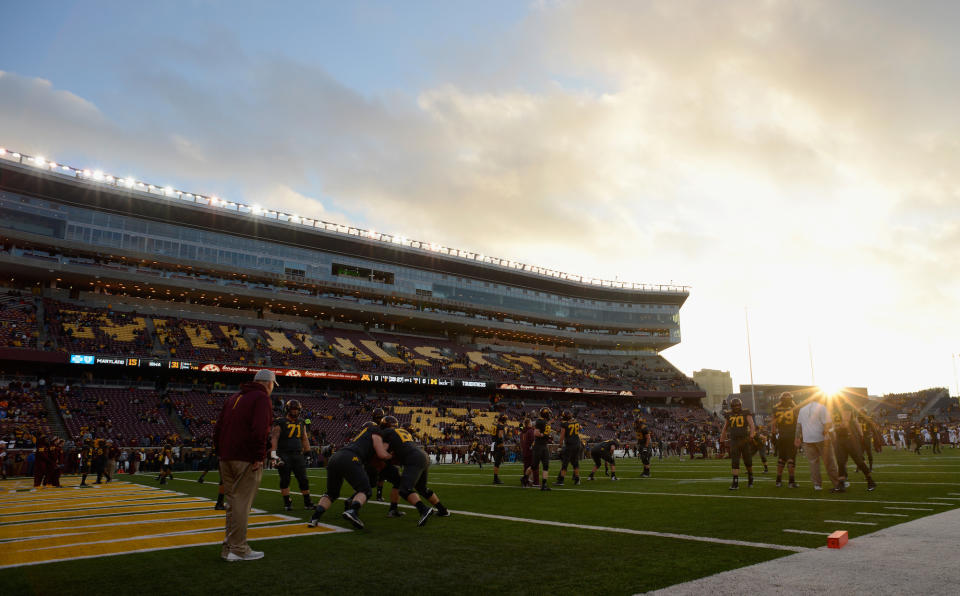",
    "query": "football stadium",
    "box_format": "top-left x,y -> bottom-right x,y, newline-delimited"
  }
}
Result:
0,149 -> 959,595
